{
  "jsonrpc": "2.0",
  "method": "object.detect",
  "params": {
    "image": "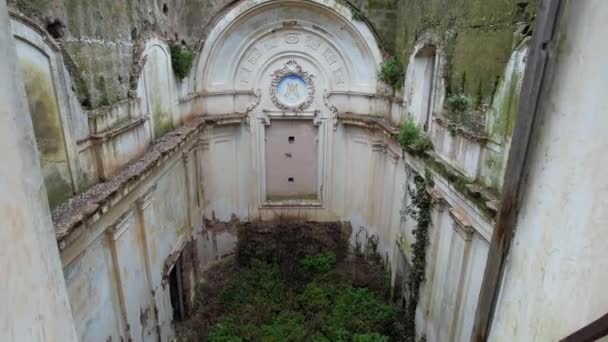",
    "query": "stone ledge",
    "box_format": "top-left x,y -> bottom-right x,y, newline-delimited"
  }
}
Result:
89,116 -> 148,142
52,115 -> 247,248
337,112 -> 499,221
337,112 -> 400,137
433,115 -> 490,144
